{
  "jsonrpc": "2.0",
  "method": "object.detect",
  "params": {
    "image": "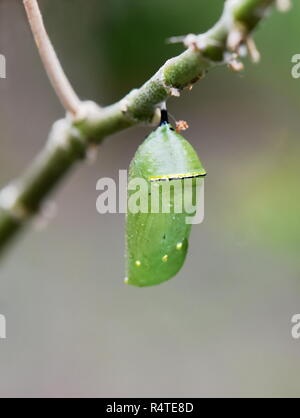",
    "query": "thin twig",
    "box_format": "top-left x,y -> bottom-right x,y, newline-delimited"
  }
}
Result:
23,0 -> 81,116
